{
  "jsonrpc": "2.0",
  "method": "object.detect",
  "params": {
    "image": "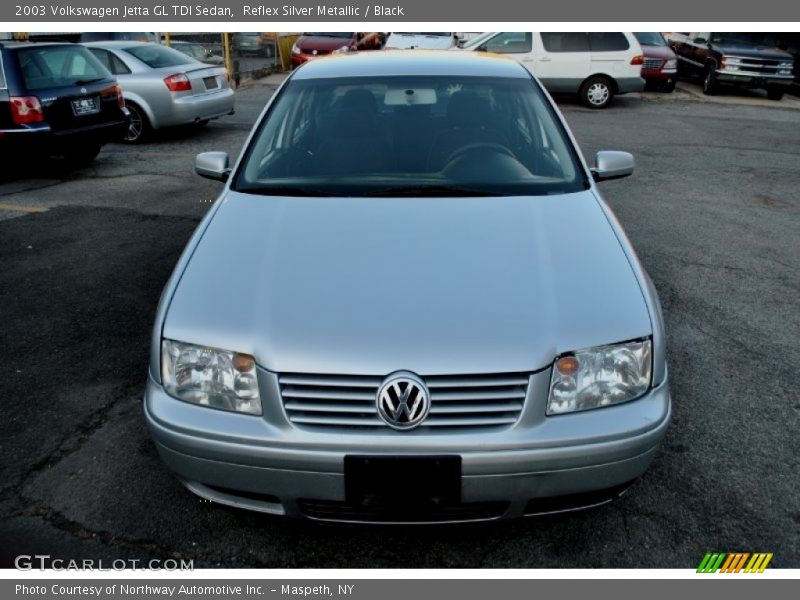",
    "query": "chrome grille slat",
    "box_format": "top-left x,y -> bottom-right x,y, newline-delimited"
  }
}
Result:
643,58 -> 663,70
280,372 -> 529,430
